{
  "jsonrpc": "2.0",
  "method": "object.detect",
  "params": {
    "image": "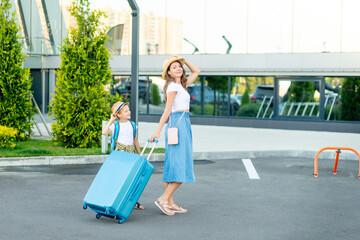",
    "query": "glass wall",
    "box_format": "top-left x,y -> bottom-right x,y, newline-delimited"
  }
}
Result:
12,0 -> 360,55
108,74 -> 360,122
89,0 -> 360,55
9,0 -> 359,122
12,0 -> 66,55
